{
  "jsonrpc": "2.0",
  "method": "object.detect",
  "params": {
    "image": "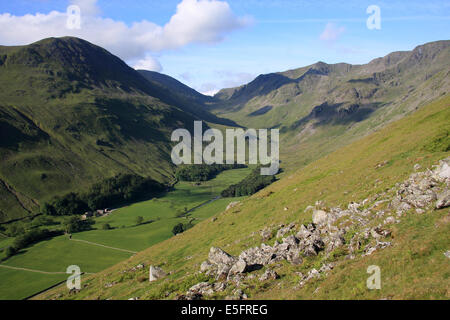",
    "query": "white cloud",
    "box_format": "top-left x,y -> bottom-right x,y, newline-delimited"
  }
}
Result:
319,22 -> 345,42
162,0 -> 251,48
201,89 -> 220,96
0,0 -> 251,69
133,56 -> 163,72
198,82 -> 219,94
